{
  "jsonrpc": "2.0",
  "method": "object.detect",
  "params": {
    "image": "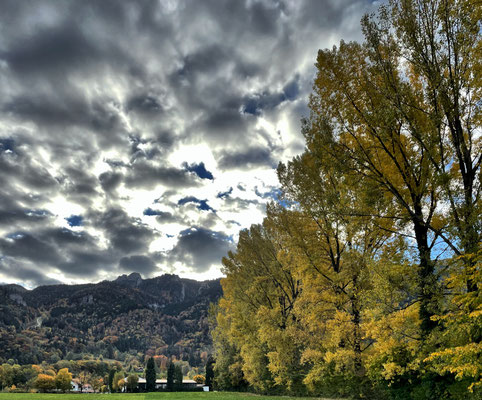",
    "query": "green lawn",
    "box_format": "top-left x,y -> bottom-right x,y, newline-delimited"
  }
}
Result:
0,393 -> 336,400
